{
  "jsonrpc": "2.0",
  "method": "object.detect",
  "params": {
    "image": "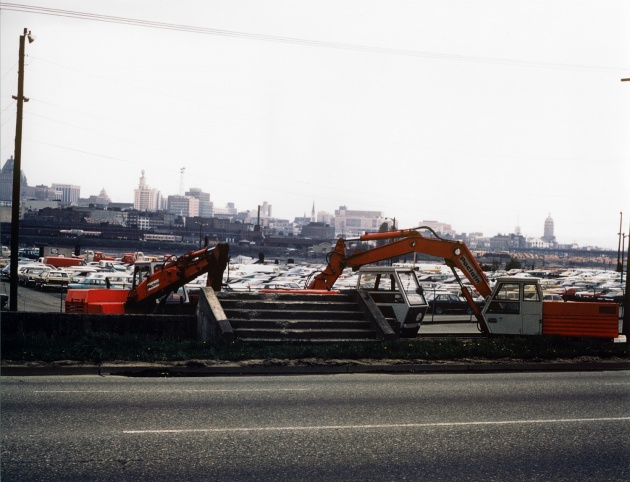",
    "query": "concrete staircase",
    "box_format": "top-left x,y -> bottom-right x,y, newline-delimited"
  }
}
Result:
215,291 -> 382,342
